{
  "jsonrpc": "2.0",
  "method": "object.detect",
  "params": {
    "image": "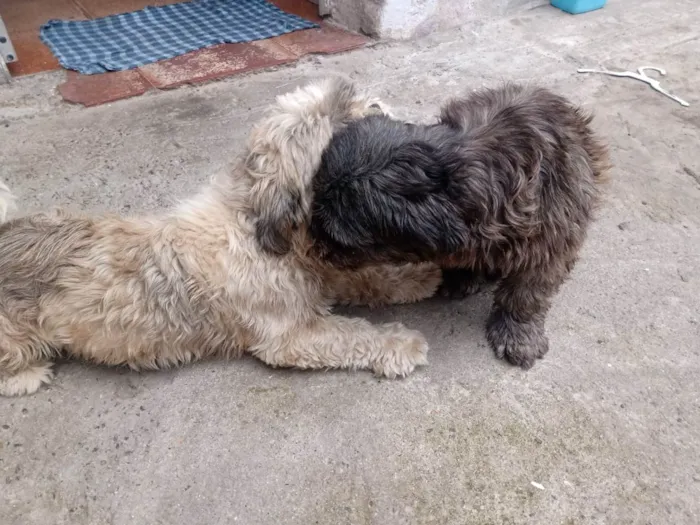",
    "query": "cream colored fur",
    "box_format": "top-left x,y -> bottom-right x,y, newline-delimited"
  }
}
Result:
0,78 -> 441,396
